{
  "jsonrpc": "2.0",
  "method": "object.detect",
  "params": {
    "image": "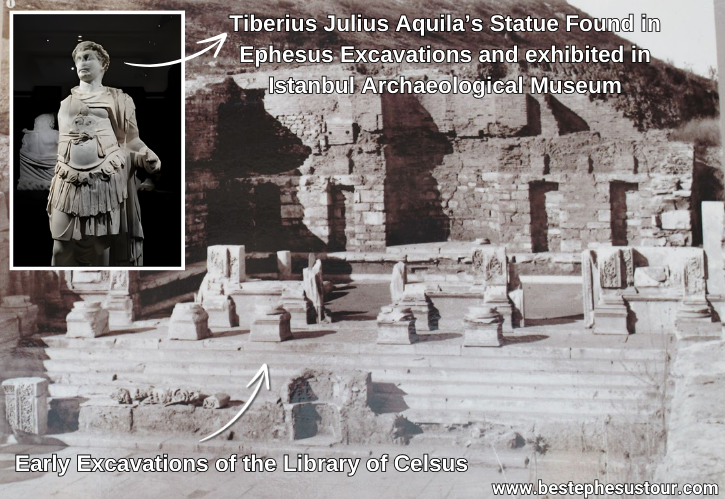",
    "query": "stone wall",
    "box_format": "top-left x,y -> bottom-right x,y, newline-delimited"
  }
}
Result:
183,71 -> 713,258
430,133 -> 697,252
